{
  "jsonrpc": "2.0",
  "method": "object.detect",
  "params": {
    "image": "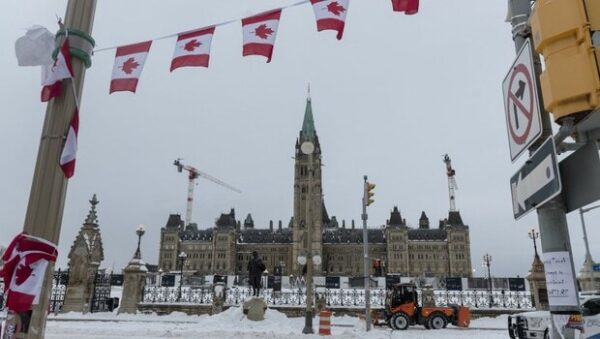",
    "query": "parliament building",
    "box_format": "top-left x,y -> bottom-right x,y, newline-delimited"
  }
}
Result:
158,97 -> 473,279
